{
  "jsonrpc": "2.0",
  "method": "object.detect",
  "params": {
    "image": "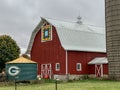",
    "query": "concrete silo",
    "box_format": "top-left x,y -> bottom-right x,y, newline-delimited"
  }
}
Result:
105,0 -> 120,80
